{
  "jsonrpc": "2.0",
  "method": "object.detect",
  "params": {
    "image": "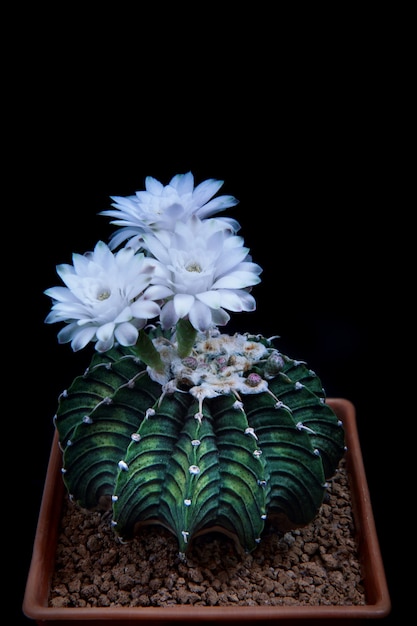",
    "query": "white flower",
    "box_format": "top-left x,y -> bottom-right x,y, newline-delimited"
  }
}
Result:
44,241 -> 161,352
143,215 -> 263,333
100,171 -> 241,251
